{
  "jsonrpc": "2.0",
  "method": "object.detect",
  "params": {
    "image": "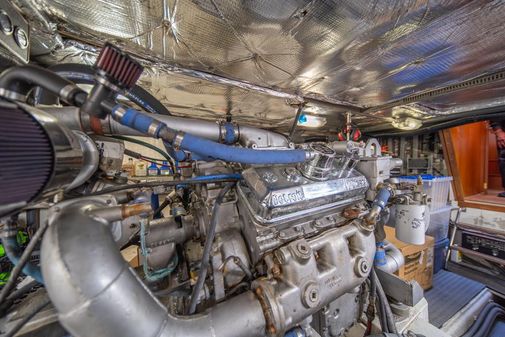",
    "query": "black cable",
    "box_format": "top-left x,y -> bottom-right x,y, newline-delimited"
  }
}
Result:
366,275 -> 379,336
3,298 -> 50,337
153,198 -> 171,218
32,63 -> 172,116
372,268 -> 398,334
84,177 -> 239,196
124,149 -> 168,165
473,306 -> 505,337
0,65 -> 83,102
0,220 -> 49,305
0,280 -> 38,314
187,183 -> 234,314
461,302 -> 505,337
112,135 -> 176,172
